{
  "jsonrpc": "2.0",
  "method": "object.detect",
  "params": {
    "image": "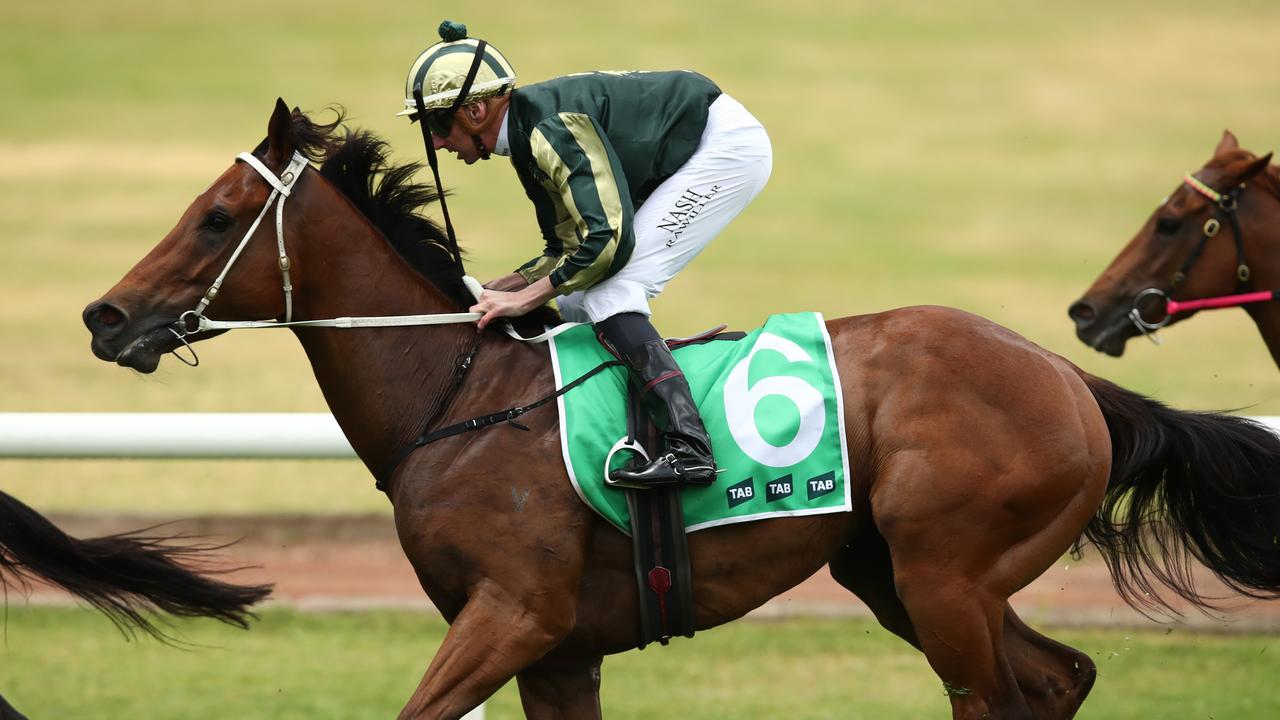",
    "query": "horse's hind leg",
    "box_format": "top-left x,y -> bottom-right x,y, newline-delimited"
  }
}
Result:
1002,607 -> 1096,717
829,529 -> 1032,719
865,439 -> 1105,720
830,536 -> 1095,718
828,527 -> 921,647
516,655 -> 604,720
